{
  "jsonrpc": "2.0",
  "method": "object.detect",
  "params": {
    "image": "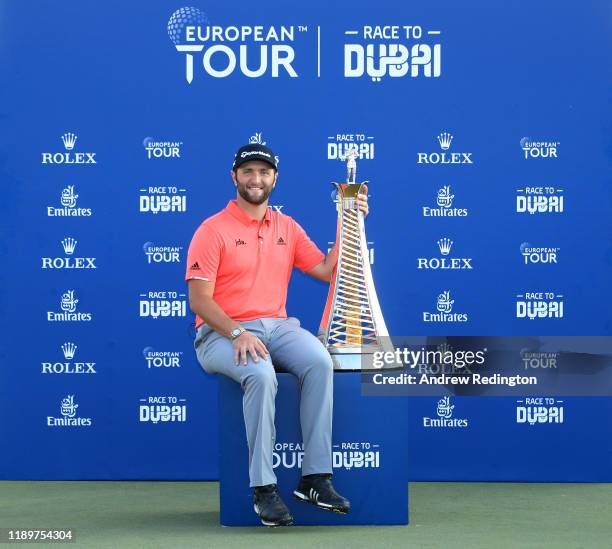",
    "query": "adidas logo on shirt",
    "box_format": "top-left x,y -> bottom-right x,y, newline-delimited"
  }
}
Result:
190,262 -> 201,270
235,239 -> 246,247
276,237 -> 286,245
